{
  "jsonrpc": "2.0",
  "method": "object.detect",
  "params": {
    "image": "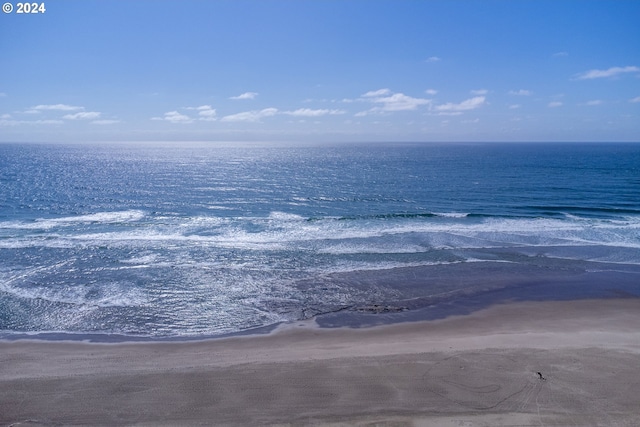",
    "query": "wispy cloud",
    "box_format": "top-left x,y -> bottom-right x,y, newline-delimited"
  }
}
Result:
152,111 -> 194,123
192,105 -> 217,121
357,89 -> 431,115
630,96 -> 640,103
425,89 -> 438,95
35,120 -> 64,124
151,106 -> 217,123
221,108 -> 278,122
0,92 -> 6,97
471,89 -> 489,95
31,104 -> 84,111
435,96 -> 486,112
584,100 -> 603,106
373,93 -> 432,111
548,101 -> 563,108
425,56 -> 441,63
509,104 -> 521,109
509,89 -> 532,96
362,89 -> 392,97
552,51 -> 569,57
63,111 -> 101,120
284,108 -> 345,117
230,92 -> 258,100
576,65 -> 640,80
